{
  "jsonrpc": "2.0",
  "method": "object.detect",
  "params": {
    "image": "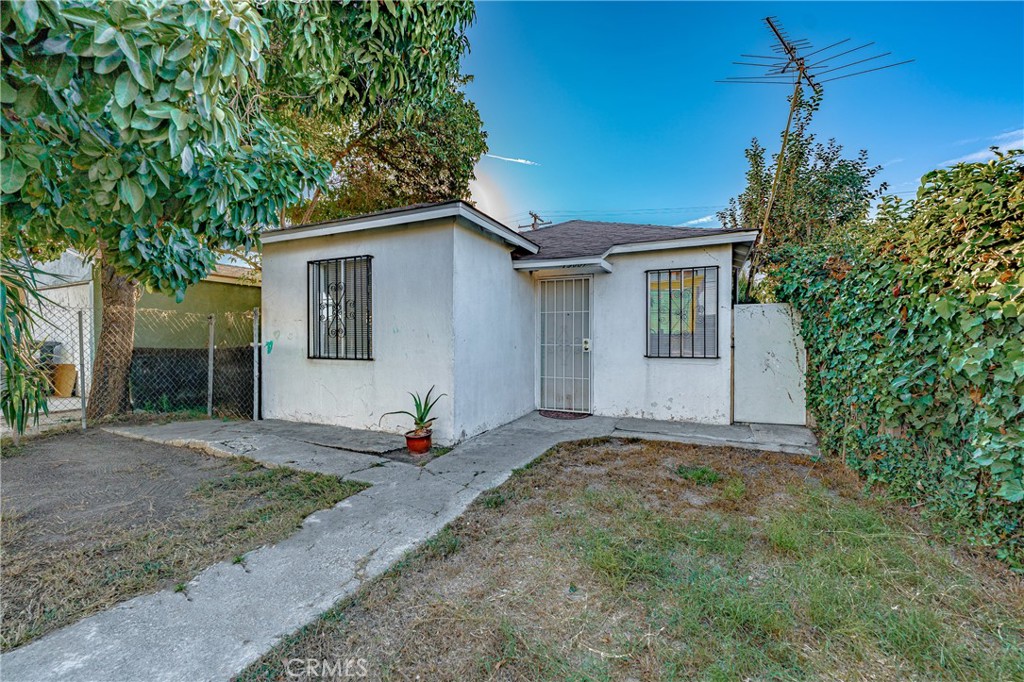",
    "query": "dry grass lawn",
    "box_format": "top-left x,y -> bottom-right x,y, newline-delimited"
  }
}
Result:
239,438 -> 1024,682
1,431 -> 366,651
